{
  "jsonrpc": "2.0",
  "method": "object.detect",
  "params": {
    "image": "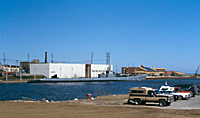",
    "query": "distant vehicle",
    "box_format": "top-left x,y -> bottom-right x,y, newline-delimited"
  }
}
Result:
173,87 -> 193,97
127,87 -> 174,107
173,84 -> 199,97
